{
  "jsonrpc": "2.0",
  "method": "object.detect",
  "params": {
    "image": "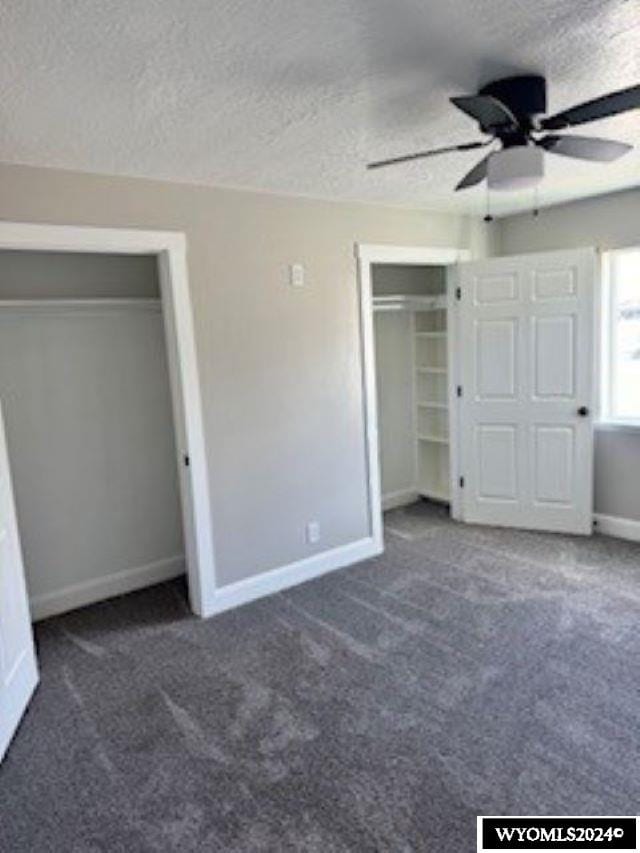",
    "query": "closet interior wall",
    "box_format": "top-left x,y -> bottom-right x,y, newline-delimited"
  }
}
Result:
0,250 -> 184,619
